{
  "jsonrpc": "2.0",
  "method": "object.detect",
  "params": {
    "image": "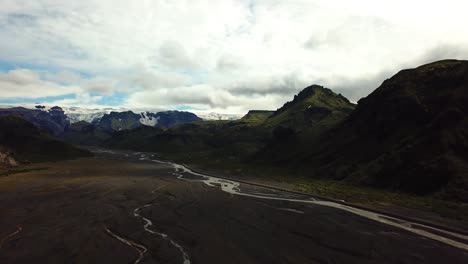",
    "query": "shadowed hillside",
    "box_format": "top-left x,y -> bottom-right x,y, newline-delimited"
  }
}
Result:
0,115 -> 91,165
